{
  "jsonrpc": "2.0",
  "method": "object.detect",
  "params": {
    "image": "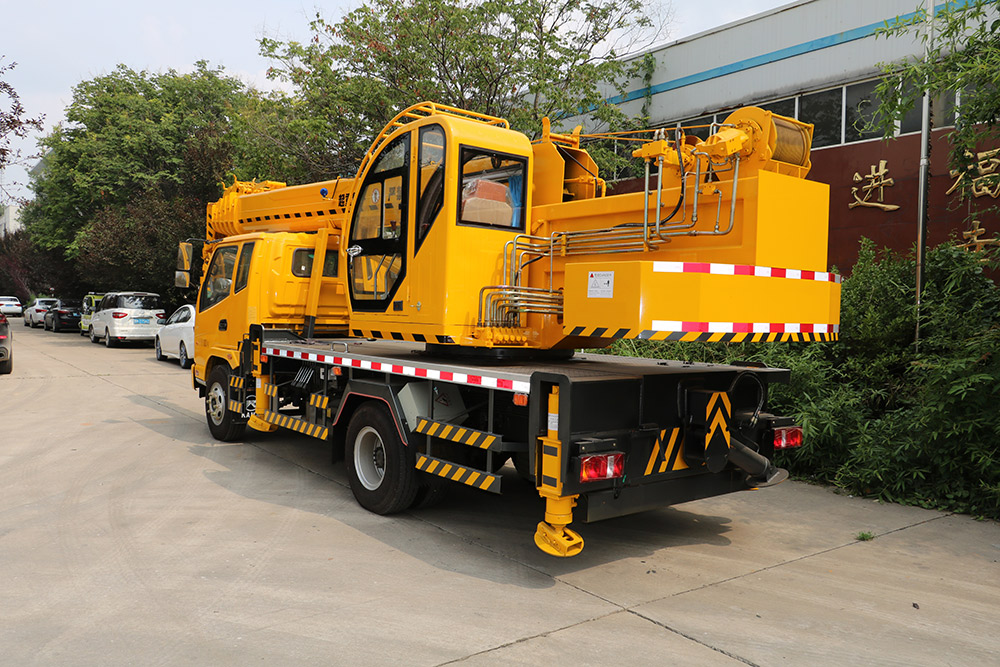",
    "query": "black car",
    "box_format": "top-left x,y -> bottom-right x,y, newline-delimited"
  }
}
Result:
0,313 -> 11,374
43,299 -> 82,332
